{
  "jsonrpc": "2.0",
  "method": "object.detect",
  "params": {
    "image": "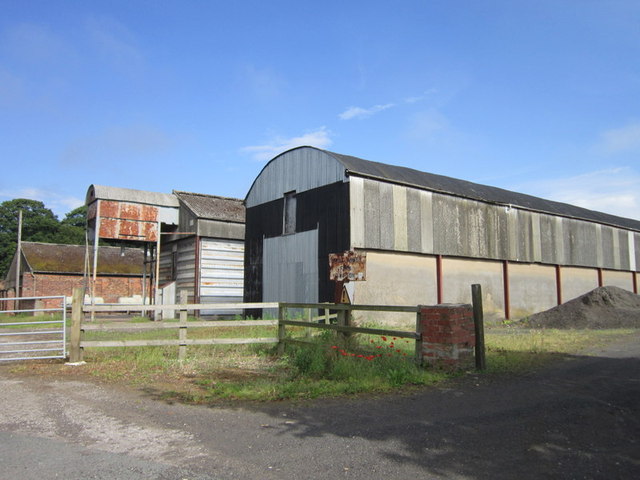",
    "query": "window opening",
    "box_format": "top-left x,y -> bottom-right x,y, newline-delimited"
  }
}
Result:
283,191 -> 296,235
